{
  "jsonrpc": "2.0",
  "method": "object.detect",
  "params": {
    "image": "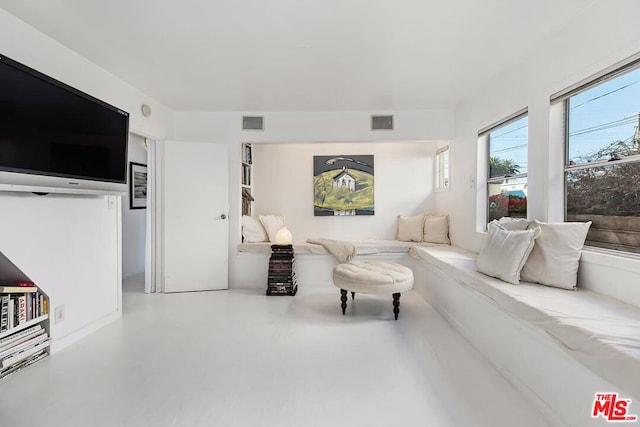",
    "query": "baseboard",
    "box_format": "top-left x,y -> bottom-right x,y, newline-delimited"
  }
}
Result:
49,310 -> 122,354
